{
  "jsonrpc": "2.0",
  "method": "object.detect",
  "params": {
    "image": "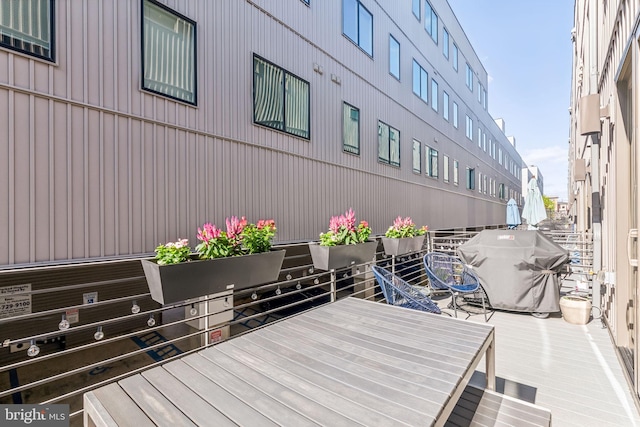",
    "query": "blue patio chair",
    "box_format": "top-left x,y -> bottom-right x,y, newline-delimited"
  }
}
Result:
423,252 -> 488,321
371,265 -> 441,314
